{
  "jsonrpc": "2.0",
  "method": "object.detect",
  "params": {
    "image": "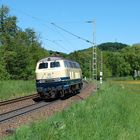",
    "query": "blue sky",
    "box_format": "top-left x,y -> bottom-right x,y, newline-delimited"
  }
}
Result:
1,0 -> 140,53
